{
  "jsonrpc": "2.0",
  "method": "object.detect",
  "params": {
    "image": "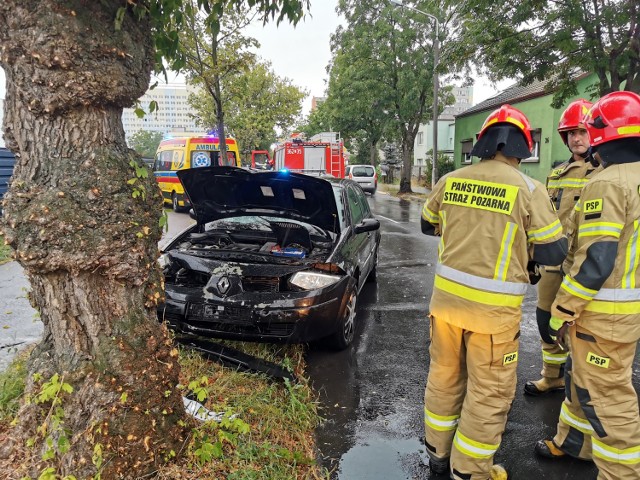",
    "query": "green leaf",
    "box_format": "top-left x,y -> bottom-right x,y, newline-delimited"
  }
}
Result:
127,178 -> 137,185
58,435 -> 70,454
37,467 -> 57,480
134,107 -> 145,119
114,7 -> 126,31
